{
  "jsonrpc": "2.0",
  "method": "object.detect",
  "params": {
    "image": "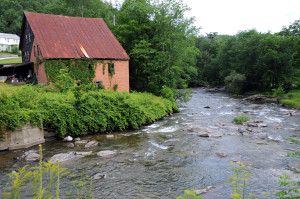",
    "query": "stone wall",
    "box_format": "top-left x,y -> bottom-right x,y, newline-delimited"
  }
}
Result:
0,126 -> 45,150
